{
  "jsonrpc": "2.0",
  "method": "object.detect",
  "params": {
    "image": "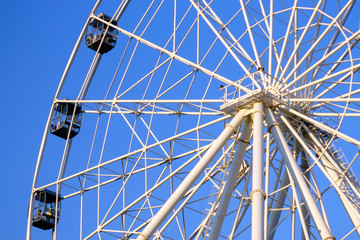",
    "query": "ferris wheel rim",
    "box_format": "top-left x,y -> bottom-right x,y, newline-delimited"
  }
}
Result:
28,1 -> 360,239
